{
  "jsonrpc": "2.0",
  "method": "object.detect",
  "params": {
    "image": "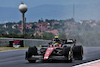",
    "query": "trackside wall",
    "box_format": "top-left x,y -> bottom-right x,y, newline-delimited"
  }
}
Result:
0,38 -> 51,47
